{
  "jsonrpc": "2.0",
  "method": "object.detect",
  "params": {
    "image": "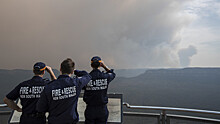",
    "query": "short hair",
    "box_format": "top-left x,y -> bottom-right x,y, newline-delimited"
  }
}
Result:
91,62 -> 100,69
33,70 -> 44,75
61,58 -> 75,74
